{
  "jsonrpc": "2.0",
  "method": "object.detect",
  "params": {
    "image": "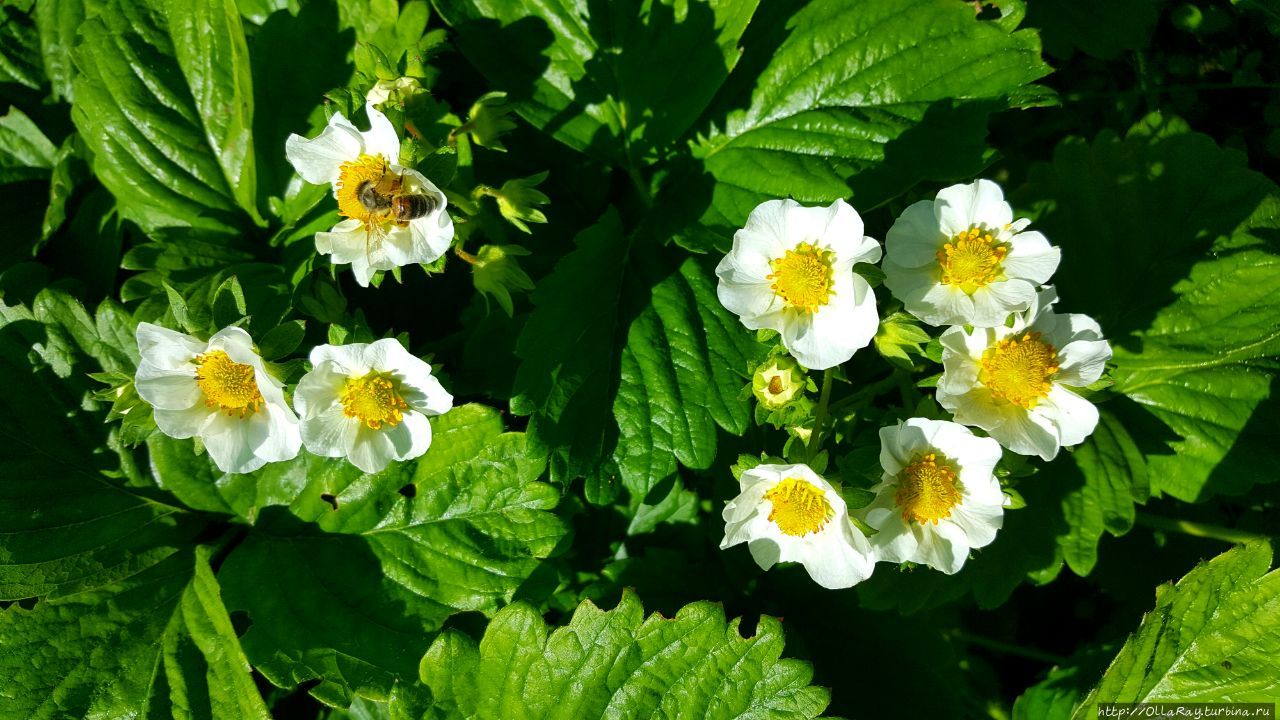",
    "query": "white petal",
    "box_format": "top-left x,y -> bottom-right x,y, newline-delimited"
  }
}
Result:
864,499 -> 920,565
1056,338 -> 1112,386
796,526 -> 875,589
347,425 -> 397,474
349,254 -> 376,287
716,278 -> 783,328
253,403 -> 301,463
284,113 -> 362,185
916,281 -> 976,327
969,279 -> 1035,328
135,322 -> 204,369
301,405 -> 360,459
949,502 -> 1003,550
746,537 -> 783,571
405,206 -> 454,264
307,343 -> 370,376
935,179 -> 1013,236
319,221 -> 374,265
1039,386 -> 1100,449
915,521 -> 969,575
1003,231 -> 1061,284
743,199 -> 797,250
360,103 -> 401,161
202,415 -> 267,474
208,326 -> 258,361
989,405 -> 1062,460
780,275 -> 877,370
382,411 -> 433,463
877,423 -> 909,474
153,404 -> 213,439
885,200 -> 945,268
135,367 -> 201,410
360,103 -> 399,159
